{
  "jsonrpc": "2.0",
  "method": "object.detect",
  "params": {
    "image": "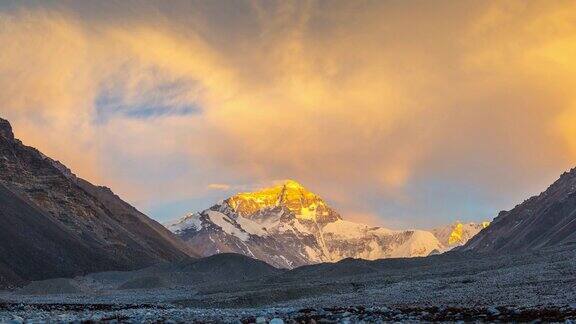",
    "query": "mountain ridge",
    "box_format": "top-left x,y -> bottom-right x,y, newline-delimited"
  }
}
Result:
0,117 -> 195,288
463,167 -> 576,252
167,180 -> 487,268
